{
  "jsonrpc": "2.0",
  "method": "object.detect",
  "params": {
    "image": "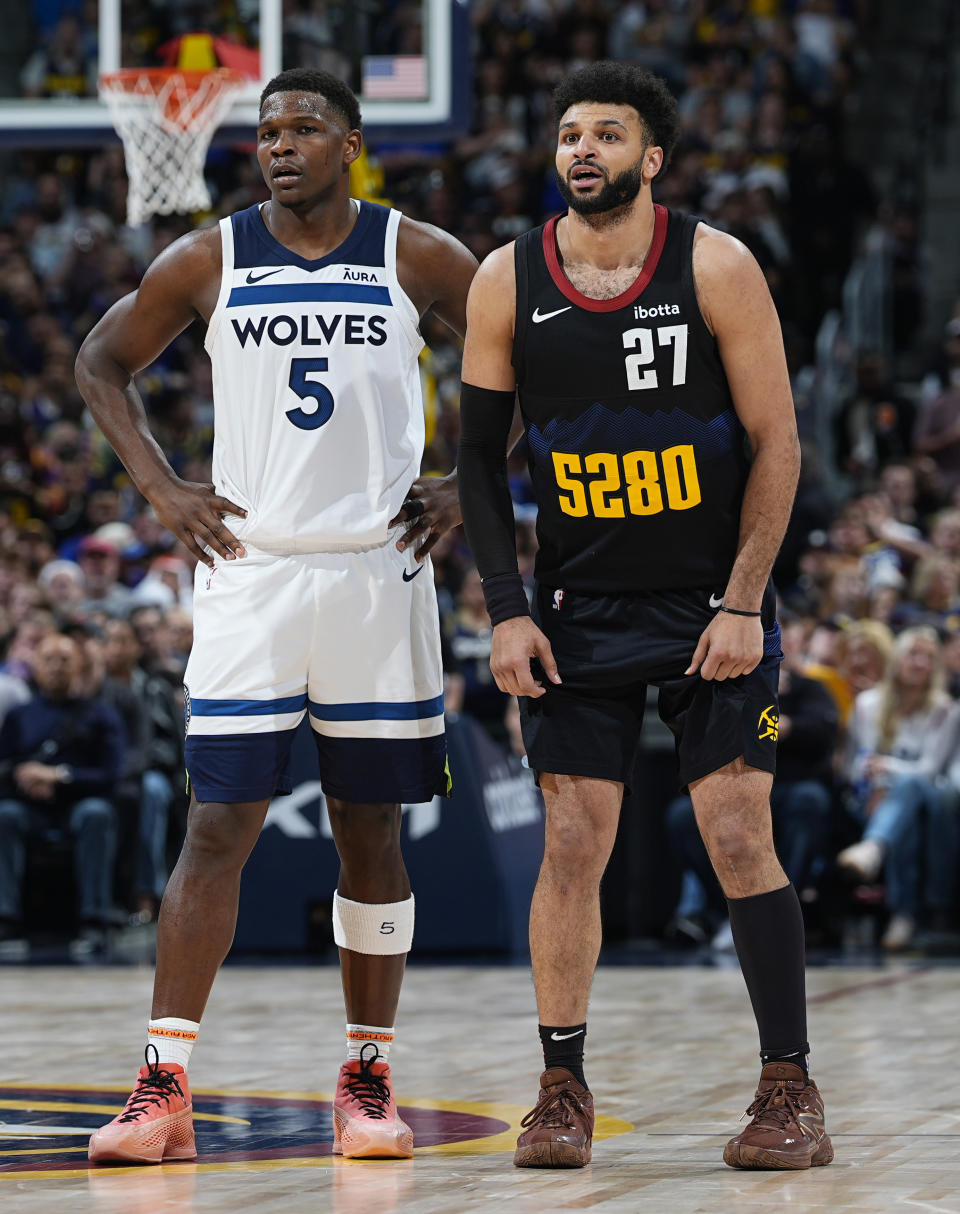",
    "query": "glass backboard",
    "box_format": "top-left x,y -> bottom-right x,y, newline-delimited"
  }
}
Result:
0,0 -> 468,145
